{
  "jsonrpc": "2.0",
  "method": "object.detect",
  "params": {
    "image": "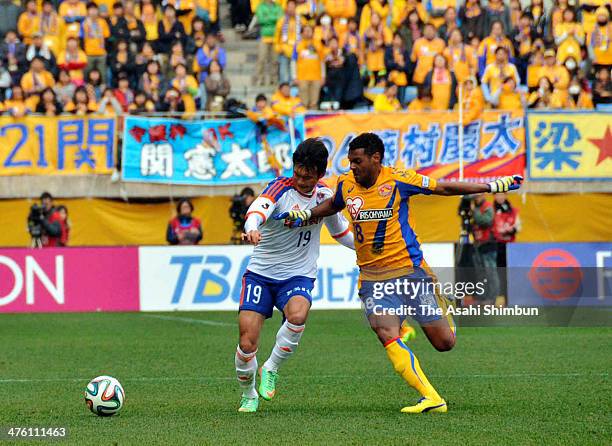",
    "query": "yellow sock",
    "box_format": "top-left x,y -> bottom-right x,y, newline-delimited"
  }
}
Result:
384,337 -> 441,401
